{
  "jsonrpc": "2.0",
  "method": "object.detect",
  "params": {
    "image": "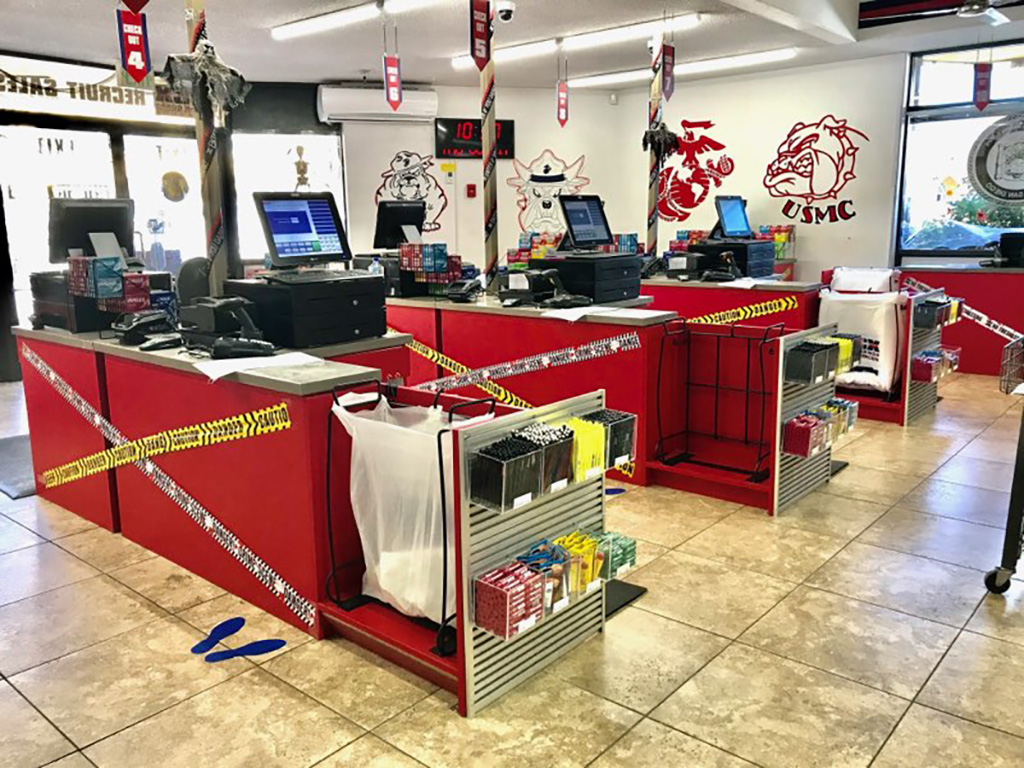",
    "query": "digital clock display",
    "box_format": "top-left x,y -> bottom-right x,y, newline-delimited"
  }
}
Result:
434,118 -> 515,159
